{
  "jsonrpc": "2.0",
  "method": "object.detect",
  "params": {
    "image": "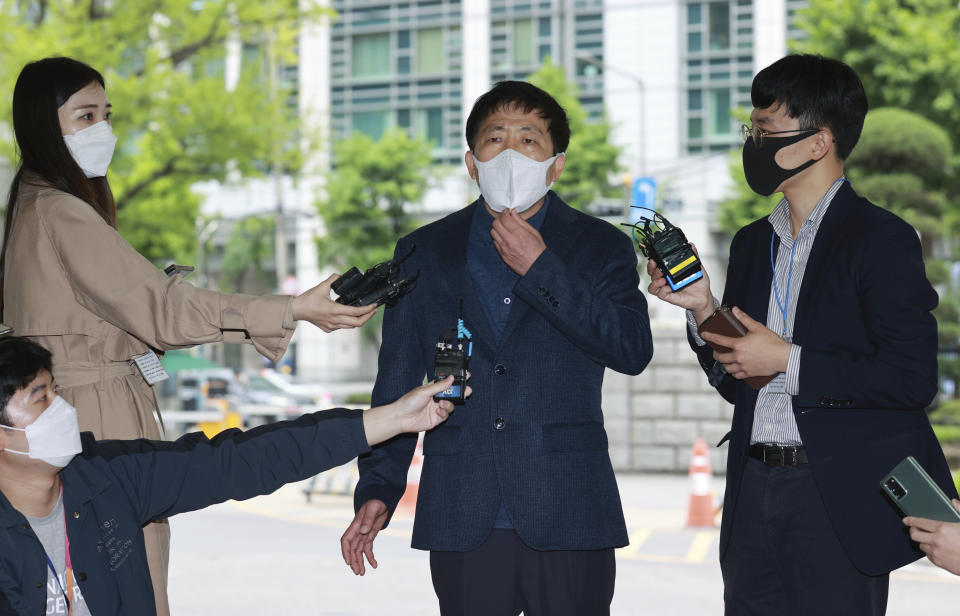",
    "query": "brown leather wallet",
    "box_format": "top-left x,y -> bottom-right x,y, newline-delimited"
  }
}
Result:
698,307 -> 775,390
